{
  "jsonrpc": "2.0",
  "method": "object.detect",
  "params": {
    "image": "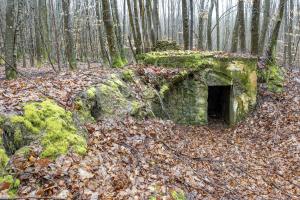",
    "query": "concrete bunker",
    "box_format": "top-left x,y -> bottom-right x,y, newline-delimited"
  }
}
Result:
138,51 -> 258,126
